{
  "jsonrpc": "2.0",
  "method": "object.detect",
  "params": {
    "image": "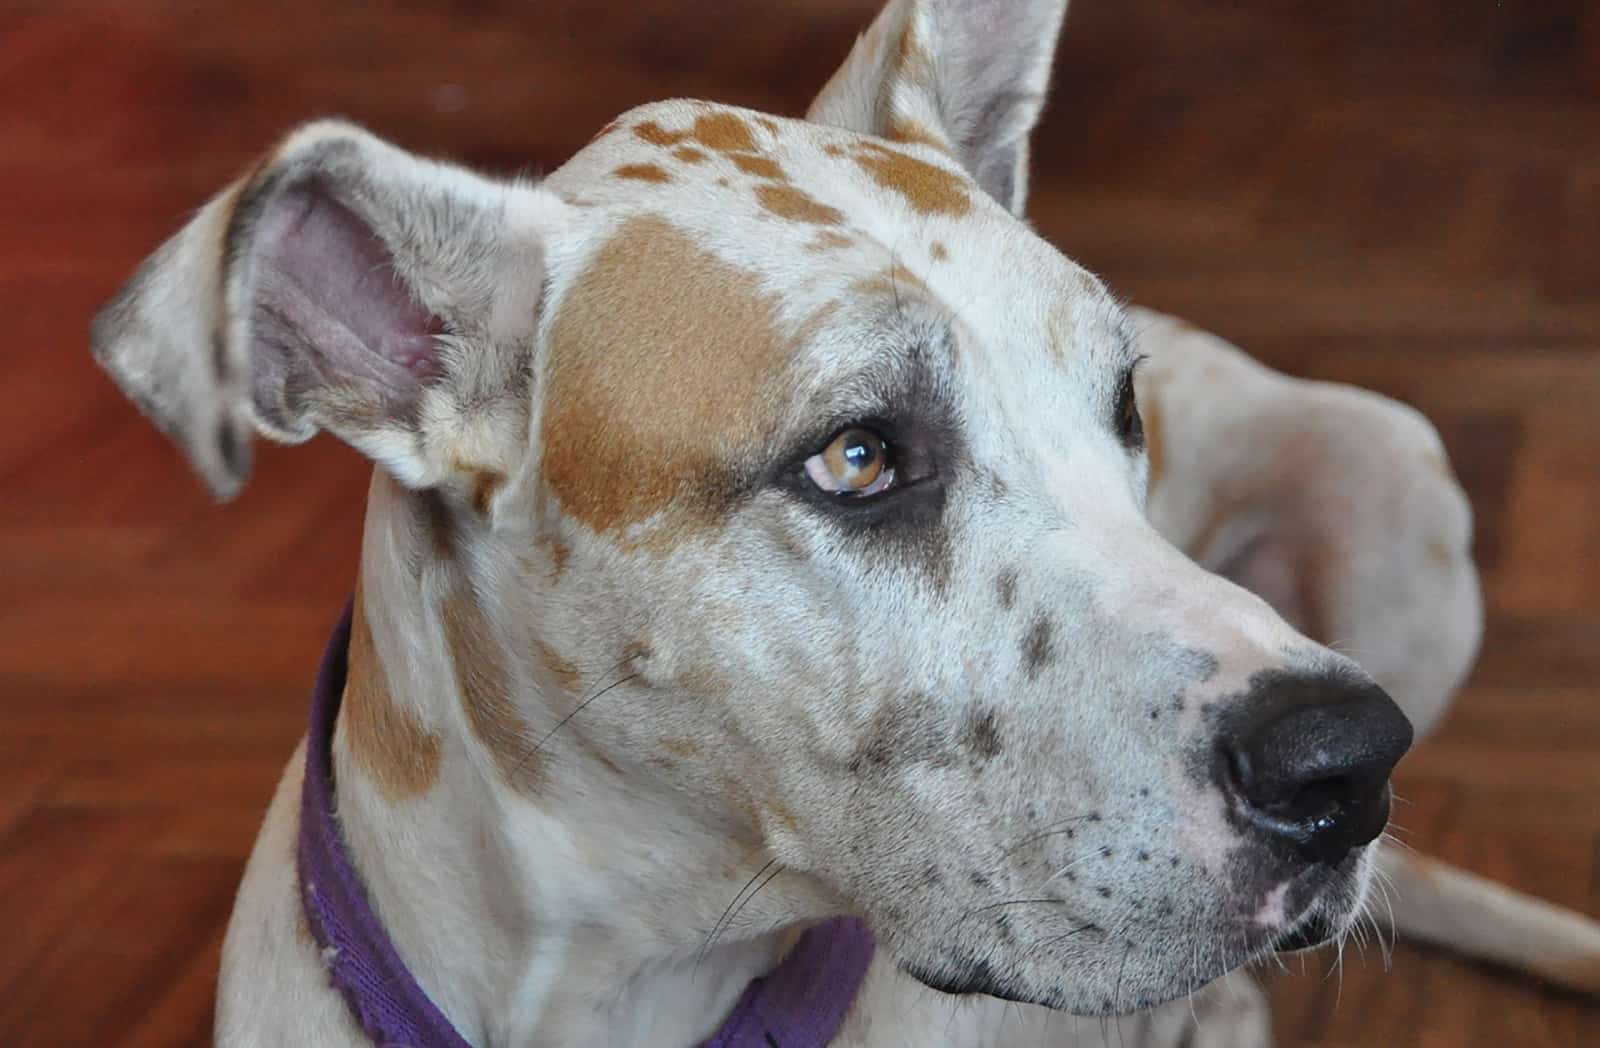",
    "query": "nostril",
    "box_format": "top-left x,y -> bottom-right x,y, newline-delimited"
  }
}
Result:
1218,671 -> 1413,866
